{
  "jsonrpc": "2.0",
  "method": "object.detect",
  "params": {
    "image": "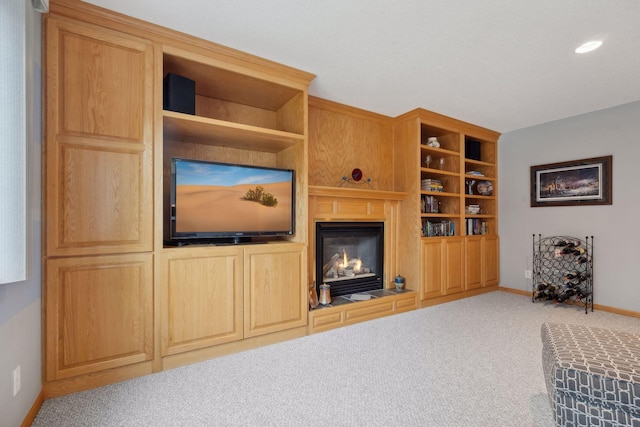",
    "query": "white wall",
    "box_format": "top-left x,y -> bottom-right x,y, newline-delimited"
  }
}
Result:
0,300 -> 42,426
0,6 -> 43,426
498,101 -> 640,312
